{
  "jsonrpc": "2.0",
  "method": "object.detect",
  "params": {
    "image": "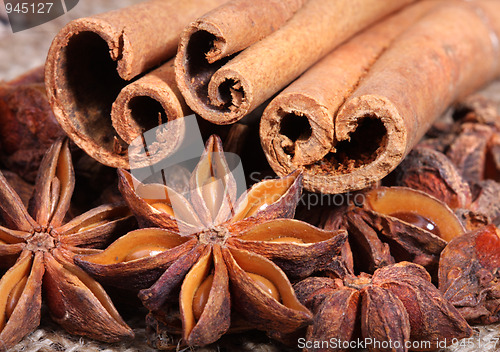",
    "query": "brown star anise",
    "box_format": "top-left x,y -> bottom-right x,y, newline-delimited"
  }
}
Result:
439,224 -> 500,325
397,93 -> 500,228
0,139 -> 135,351
76,135 -> 347,347
323,186 -> 465,277
394,146 -> 500,230
294,262 -> 472,352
